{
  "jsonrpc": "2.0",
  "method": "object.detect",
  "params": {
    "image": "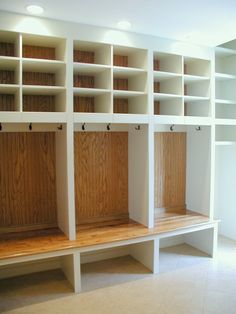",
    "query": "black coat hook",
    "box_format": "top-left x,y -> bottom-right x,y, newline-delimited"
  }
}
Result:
107,123 -> 111,131
57,124 -> 63,130
82,123 -> 85,131
170,124 -> 174,131
29,123 -> 32,131
0,123 -> 2,131
135,125 -> 141,130
196,126 -> 201,131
